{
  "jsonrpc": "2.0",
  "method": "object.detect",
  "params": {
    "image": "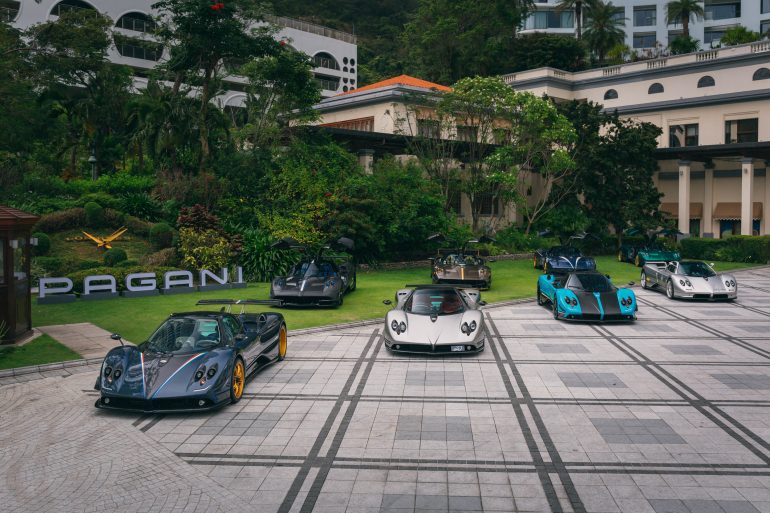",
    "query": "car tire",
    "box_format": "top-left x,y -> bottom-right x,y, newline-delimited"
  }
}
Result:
640,271 -> 649,289
432,275 -> 439,284
277,324 -> 287,362
666,280 -> 676,300
350,273 -> 357,292
537,284 -> 543,305
552,300 -> 559,320
230,358 -> 245,404
533,256 -> 539,269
